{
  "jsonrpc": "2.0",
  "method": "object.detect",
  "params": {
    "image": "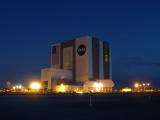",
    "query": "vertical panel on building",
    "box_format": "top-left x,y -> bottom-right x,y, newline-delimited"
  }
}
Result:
51,44 -> 61,69
103,42 -> 110,79
88,37 -> 93,80
92,37 -> 100,80
60,39 -> 75,83
63,47 -> 73,70
75,36 -> 89,83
